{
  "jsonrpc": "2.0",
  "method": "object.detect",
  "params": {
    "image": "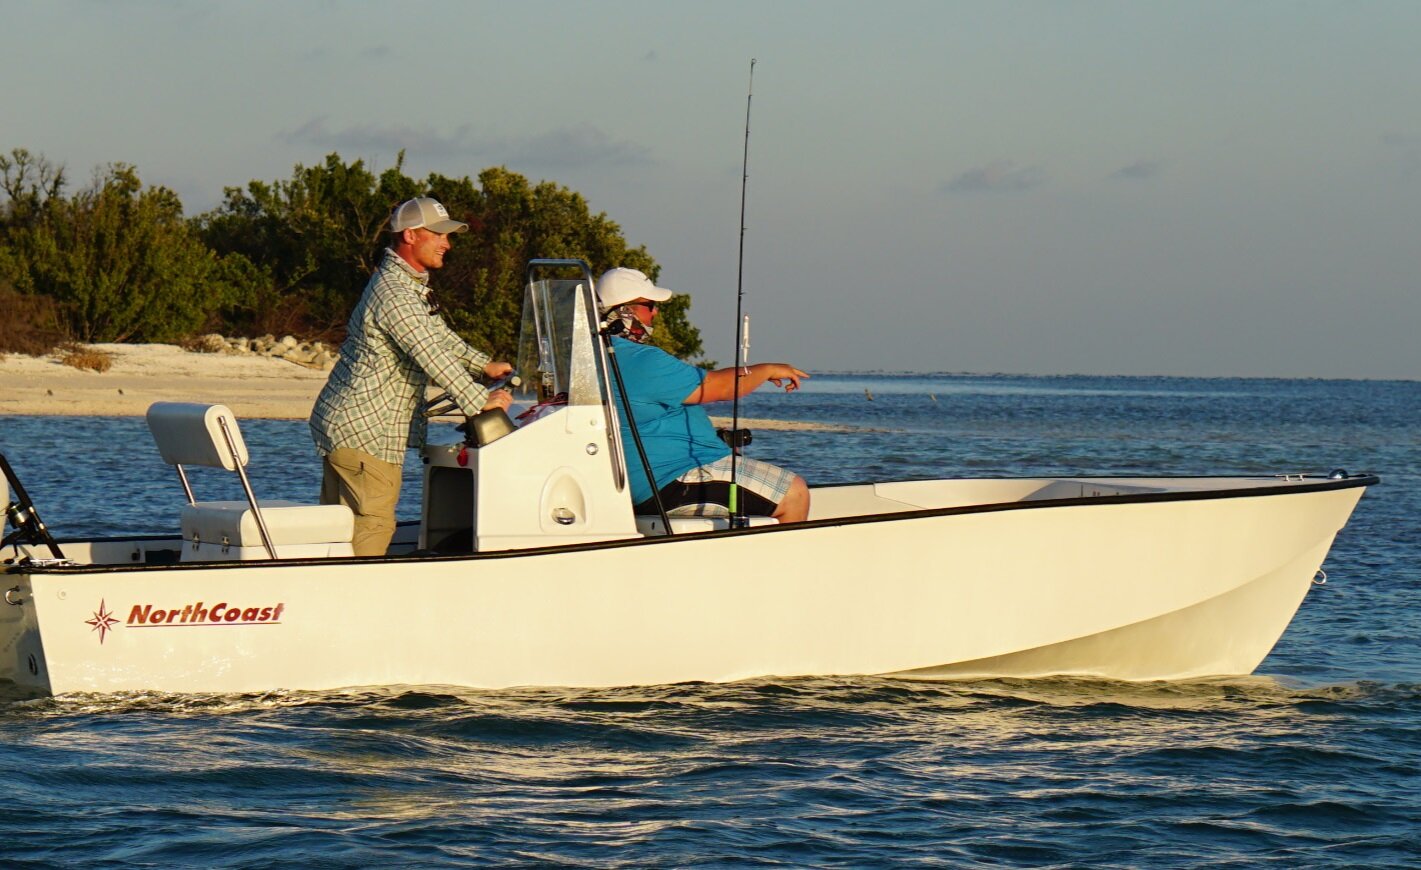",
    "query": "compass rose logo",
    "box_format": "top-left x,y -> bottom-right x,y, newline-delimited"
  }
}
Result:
86,599 -> 119,644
